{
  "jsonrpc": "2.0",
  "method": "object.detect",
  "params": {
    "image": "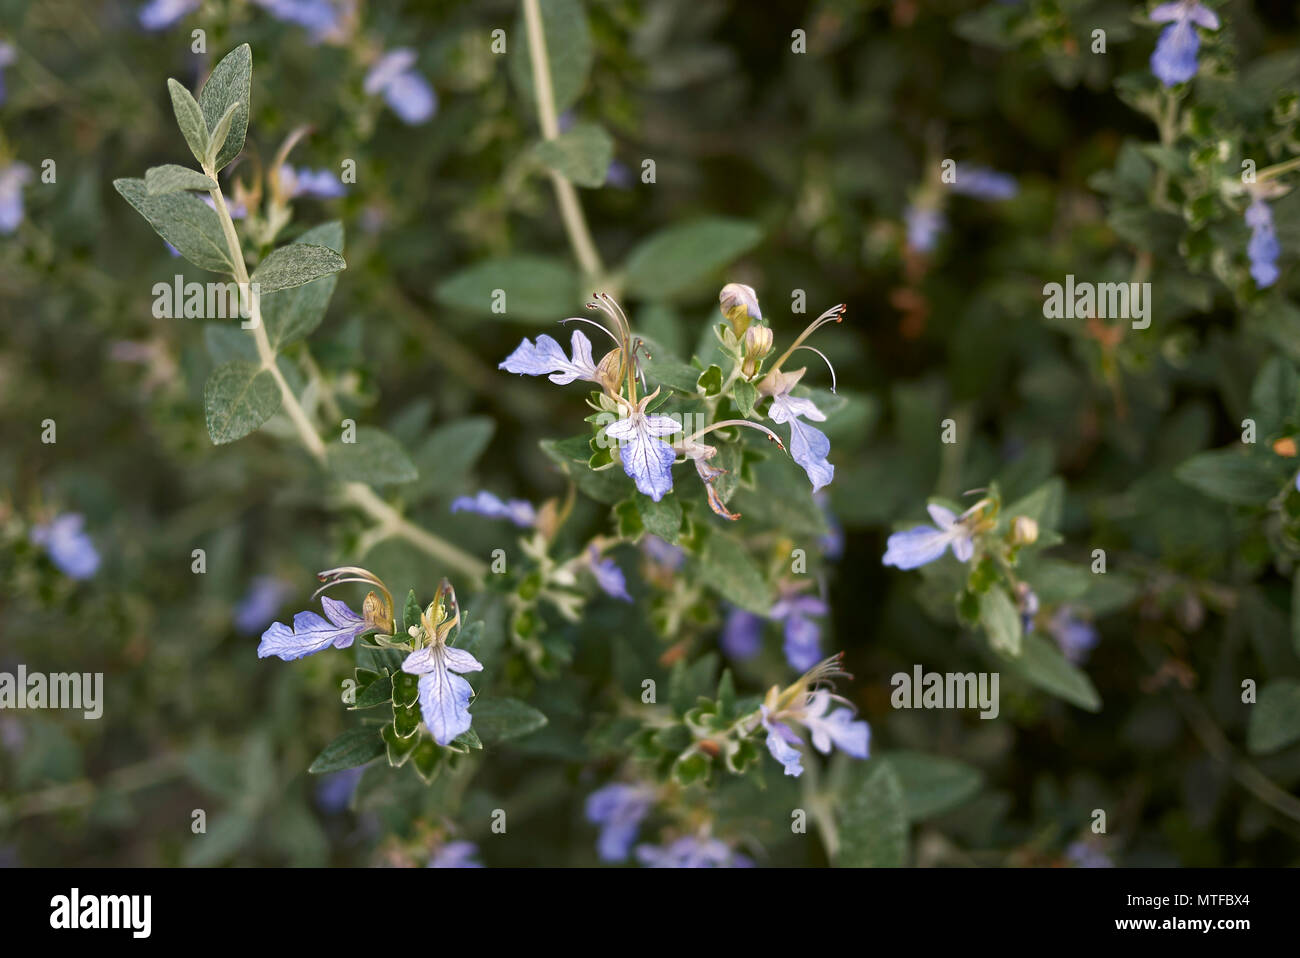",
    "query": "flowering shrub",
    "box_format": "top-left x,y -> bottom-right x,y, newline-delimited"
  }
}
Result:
4,0 -> 1300,870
